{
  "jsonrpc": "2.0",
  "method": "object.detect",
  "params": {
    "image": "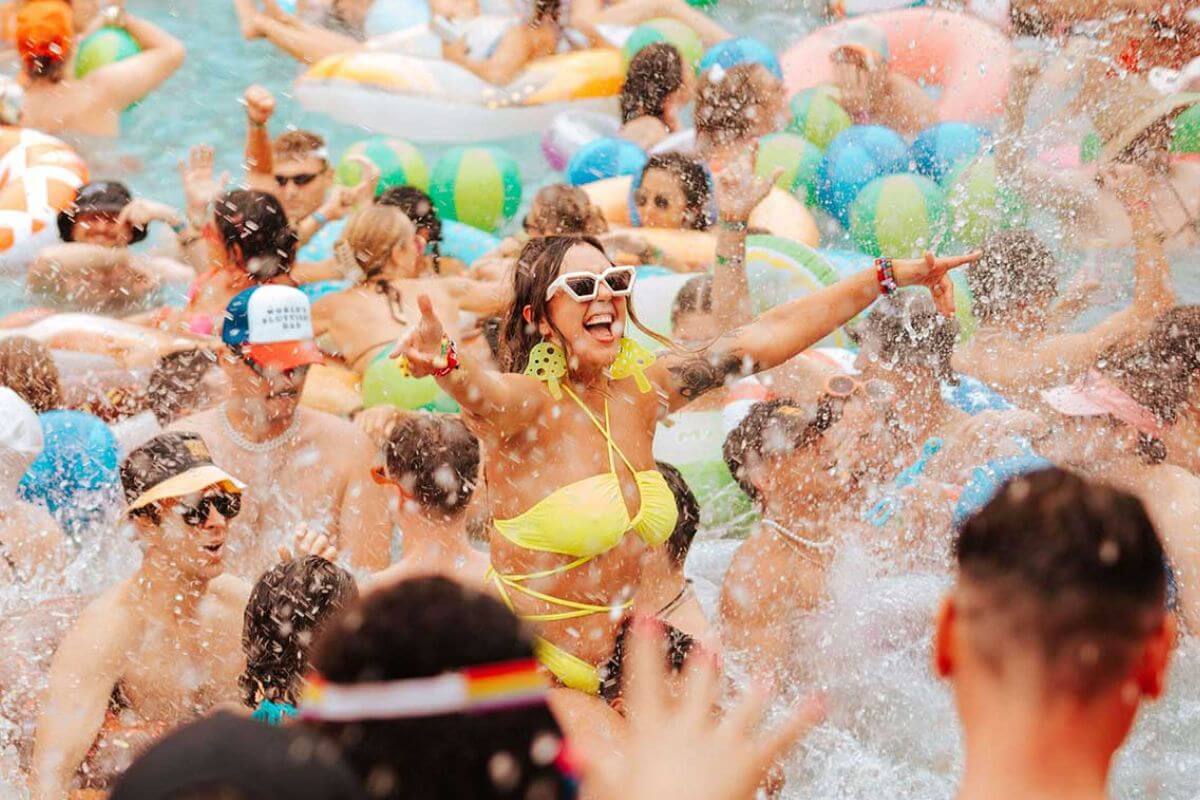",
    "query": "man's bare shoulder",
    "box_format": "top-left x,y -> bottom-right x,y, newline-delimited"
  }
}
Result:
298,406 -> 371,453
